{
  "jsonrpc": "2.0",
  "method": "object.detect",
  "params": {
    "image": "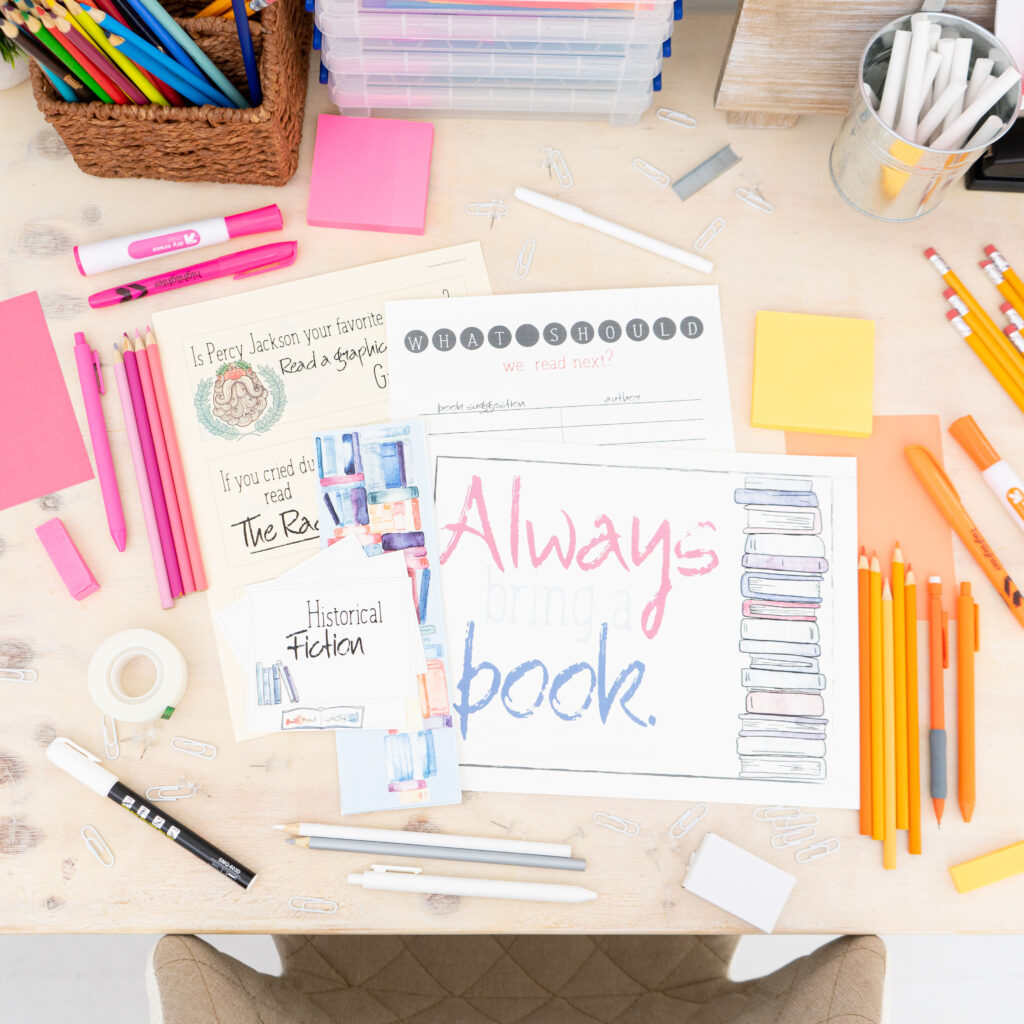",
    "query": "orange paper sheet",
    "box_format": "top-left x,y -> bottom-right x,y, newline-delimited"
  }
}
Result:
786,415 -> 956,619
